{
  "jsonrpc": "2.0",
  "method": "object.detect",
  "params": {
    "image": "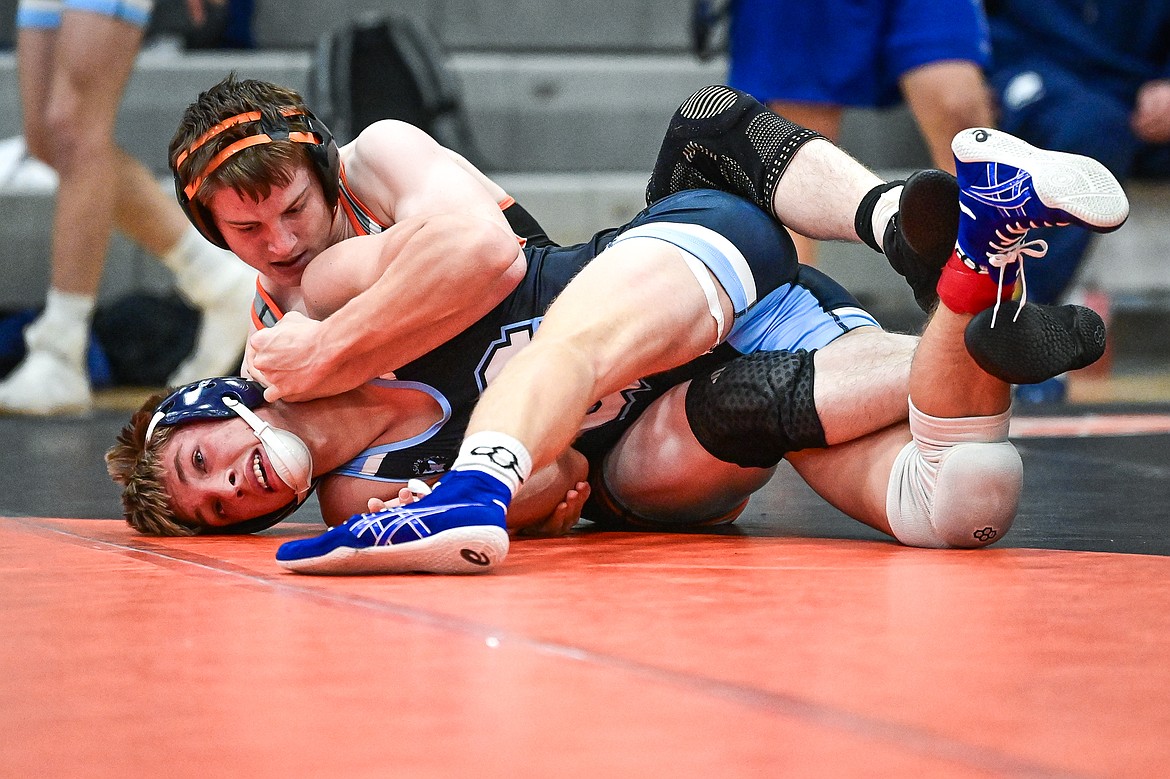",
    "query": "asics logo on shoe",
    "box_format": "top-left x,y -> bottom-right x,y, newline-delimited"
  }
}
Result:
350,504 -> 481,544
461,549 -> 493,566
